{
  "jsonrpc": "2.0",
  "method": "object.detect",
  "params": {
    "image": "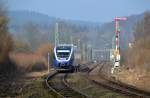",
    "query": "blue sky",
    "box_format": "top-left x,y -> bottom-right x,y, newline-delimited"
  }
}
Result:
8,0 -> 150,22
